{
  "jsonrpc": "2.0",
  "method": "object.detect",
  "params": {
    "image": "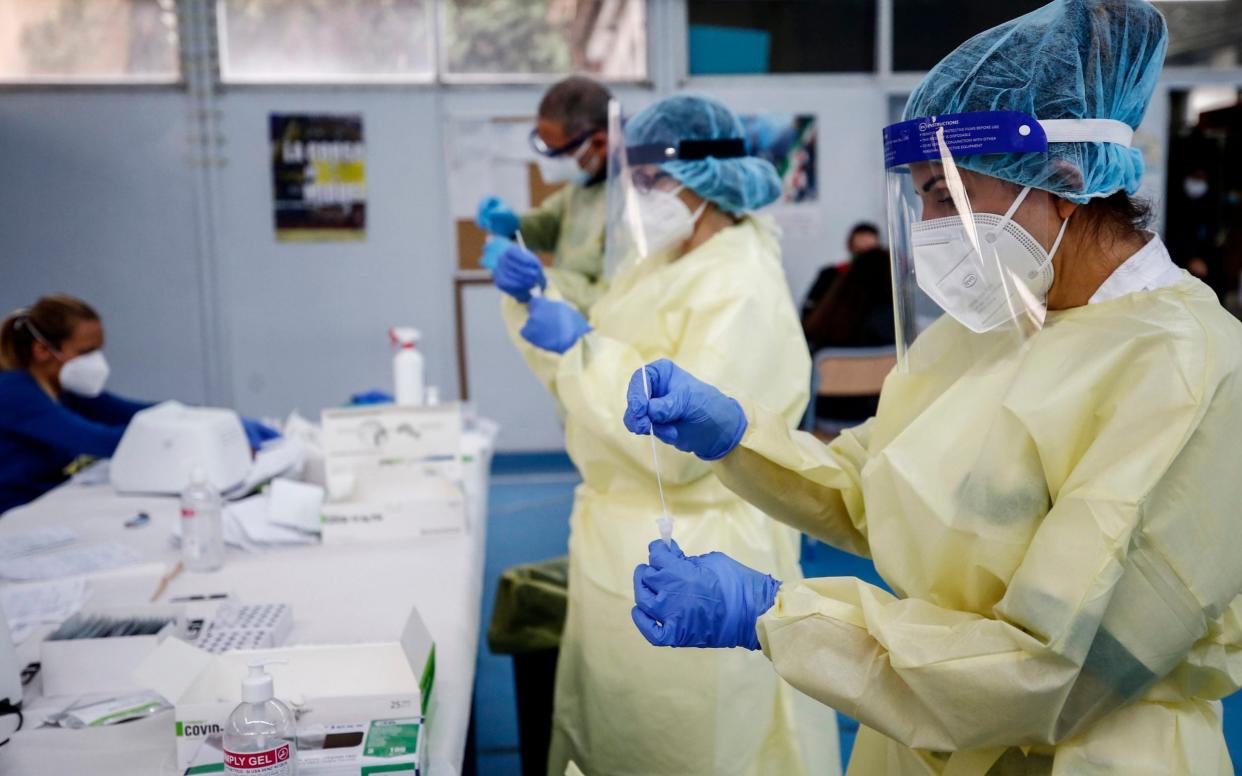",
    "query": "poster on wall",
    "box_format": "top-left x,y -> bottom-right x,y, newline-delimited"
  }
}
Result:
740,113 -> 819,237
741,113 -> 817,203
270,113 -> 366,242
